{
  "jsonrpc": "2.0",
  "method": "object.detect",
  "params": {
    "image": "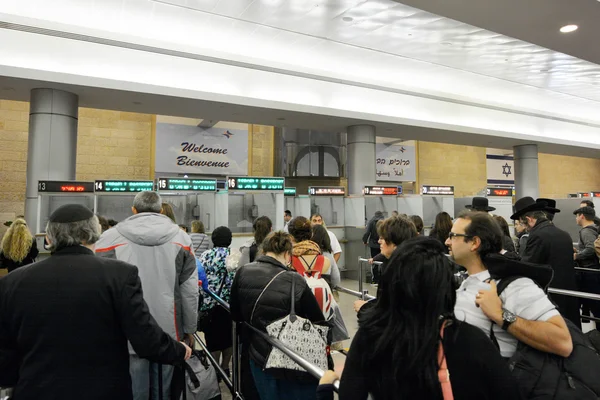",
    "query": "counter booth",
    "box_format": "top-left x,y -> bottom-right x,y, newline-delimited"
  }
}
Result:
93,180 -> 155,223
284,187 -> 311,221
397,185 -> 455,234
227,177 -> 285,251
454,188 -> 515,224
157,178 -> 218,232
34,180 -> 96,258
